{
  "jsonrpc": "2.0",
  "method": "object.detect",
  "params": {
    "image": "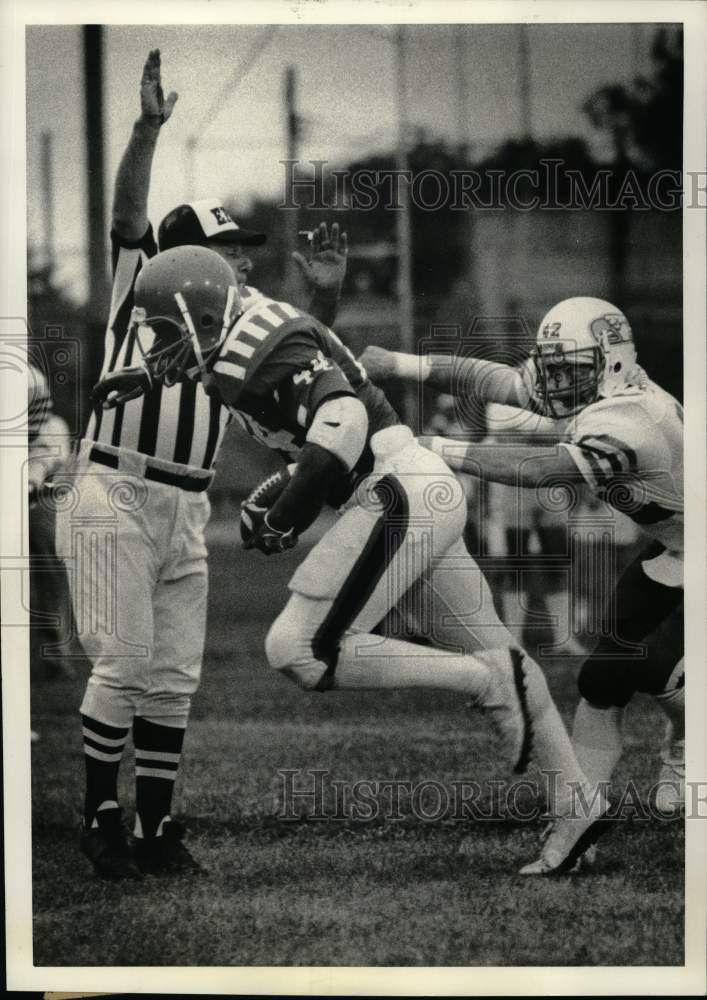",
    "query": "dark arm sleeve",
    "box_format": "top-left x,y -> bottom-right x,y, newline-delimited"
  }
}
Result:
110,223 -> 157,277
